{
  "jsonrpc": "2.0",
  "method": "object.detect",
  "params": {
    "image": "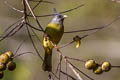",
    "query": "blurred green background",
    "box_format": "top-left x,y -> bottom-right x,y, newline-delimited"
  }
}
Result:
0,0 -> 120,80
